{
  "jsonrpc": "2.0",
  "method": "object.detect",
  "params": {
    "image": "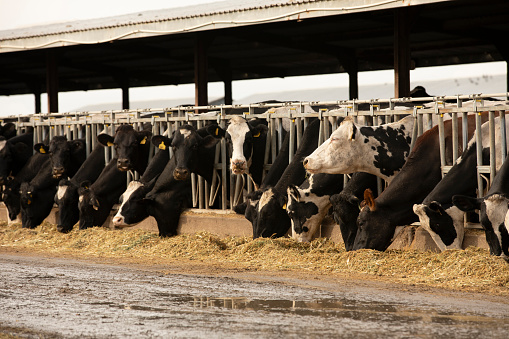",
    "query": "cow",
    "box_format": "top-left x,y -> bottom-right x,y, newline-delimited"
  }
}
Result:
54,143 -> 106,233
286,173 -> 343,242
2,153 -> 49,223
111,148 -> 170,228
330,172 -> 379,251
207,116 -> 268,186
240,118 -> 326,238
19,136 -> 87,229
303,115 -> 415,183
97,124 -> 152,173
0,131 -> 34,184
0,122 -> 17,139
413,116 -> 509,251
453,155 -> 509,260
353,114 -> 484,251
